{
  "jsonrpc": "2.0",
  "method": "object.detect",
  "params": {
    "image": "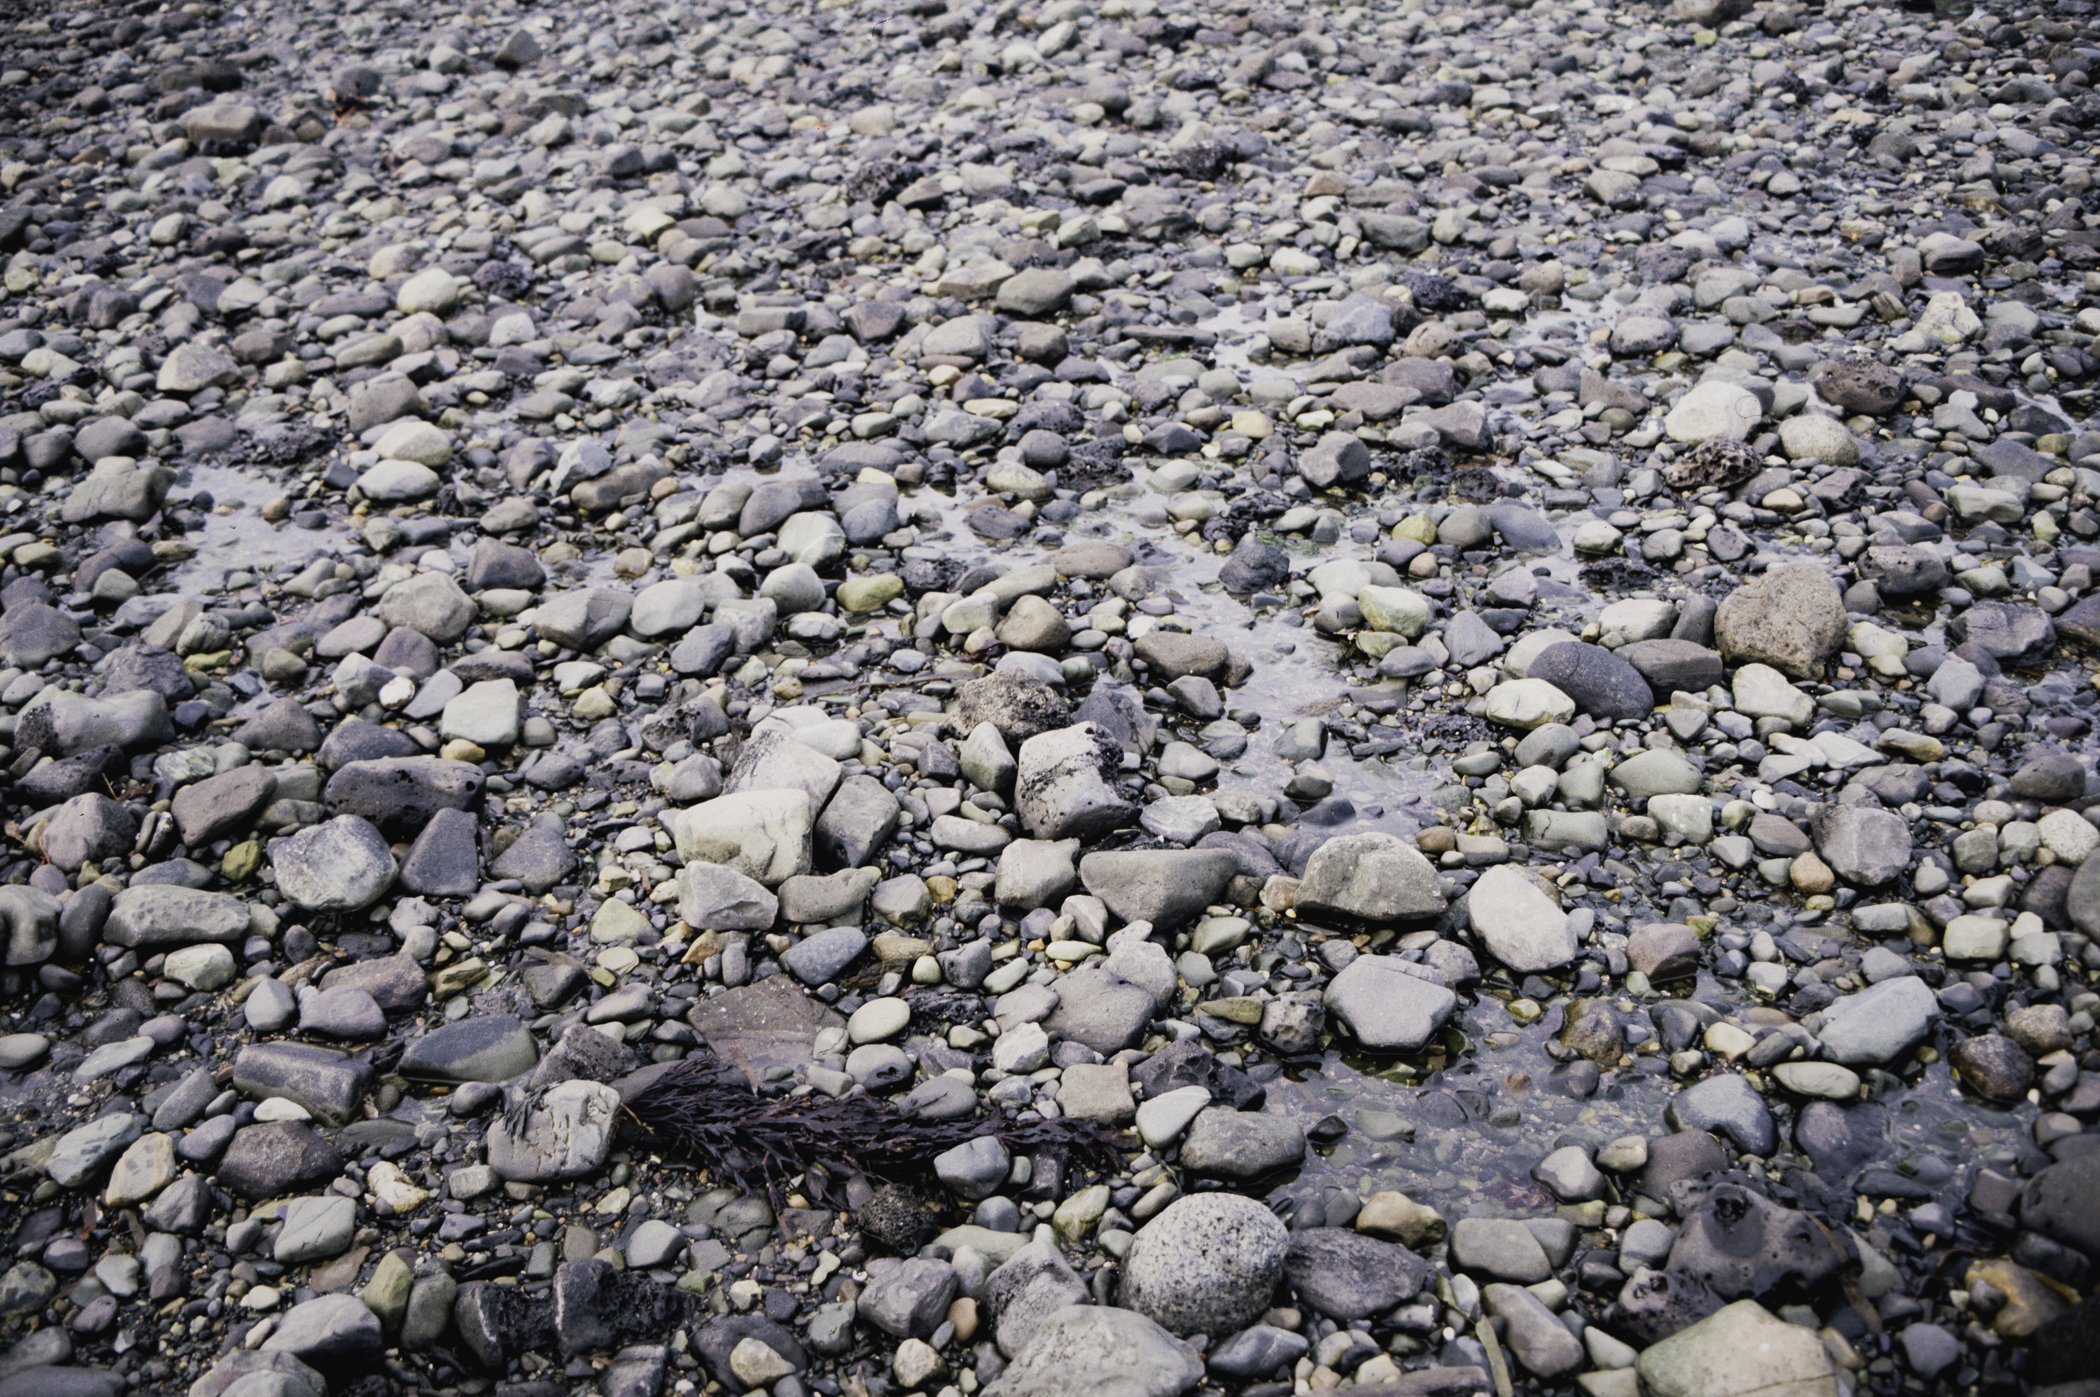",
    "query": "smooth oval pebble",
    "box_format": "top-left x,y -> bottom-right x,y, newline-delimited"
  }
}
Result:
846,997 -> 911,1044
